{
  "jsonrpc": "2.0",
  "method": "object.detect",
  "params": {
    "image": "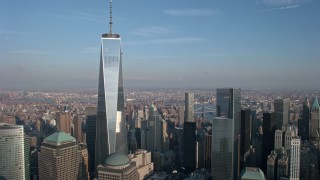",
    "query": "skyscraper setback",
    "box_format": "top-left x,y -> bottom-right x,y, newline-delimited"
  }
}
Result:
95,0 -> 127,169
